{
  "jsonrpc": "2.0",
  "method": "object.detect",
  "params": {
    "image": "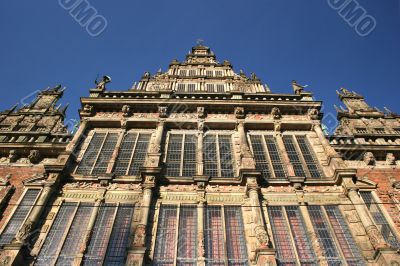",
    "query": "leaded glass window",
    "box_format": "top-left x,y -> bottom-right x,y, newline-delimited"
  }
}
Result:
324,206 -> 365,266
264,136 -> 286,178
204,206 -> 225,265
283,135 -> 323,178
56,203 -> 94,265
268,206 -> 316,266
92,133 -> 119,175
177,206 -> 198,265
104,204 -> 135,265
36,202 -> 134,266
204,134 -> 235,178
0,189 -> 40,245
36,202 -> 77,266
204,206 -> 248,265
249,135 -> 272,179
154,205 -> 178,265
224,206 -> 248,265
269,207 -> 297,265
114,132 -> 151,176
360,192 -> 400,249
283,135 -> 307,177
83,203 -> 117,265
76,132 -> 119,175
75,132 -> 106,175
307,206 -> 342,265
165,133 -> 197,177
285,206 -> 316,265
295,136 -> 322,178
206,84 -> 214,92
249,134 -> 286,180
